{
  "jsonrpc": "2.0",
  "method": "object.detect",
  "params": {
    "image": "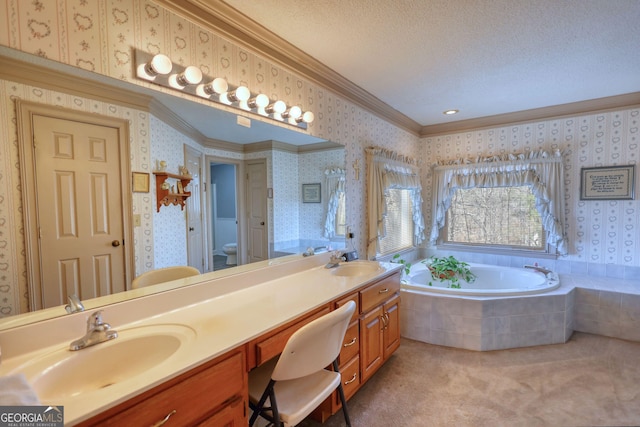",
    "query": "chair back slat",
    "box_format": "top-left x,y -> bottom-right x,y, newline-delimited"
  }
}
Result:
271,300 -> 356,381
